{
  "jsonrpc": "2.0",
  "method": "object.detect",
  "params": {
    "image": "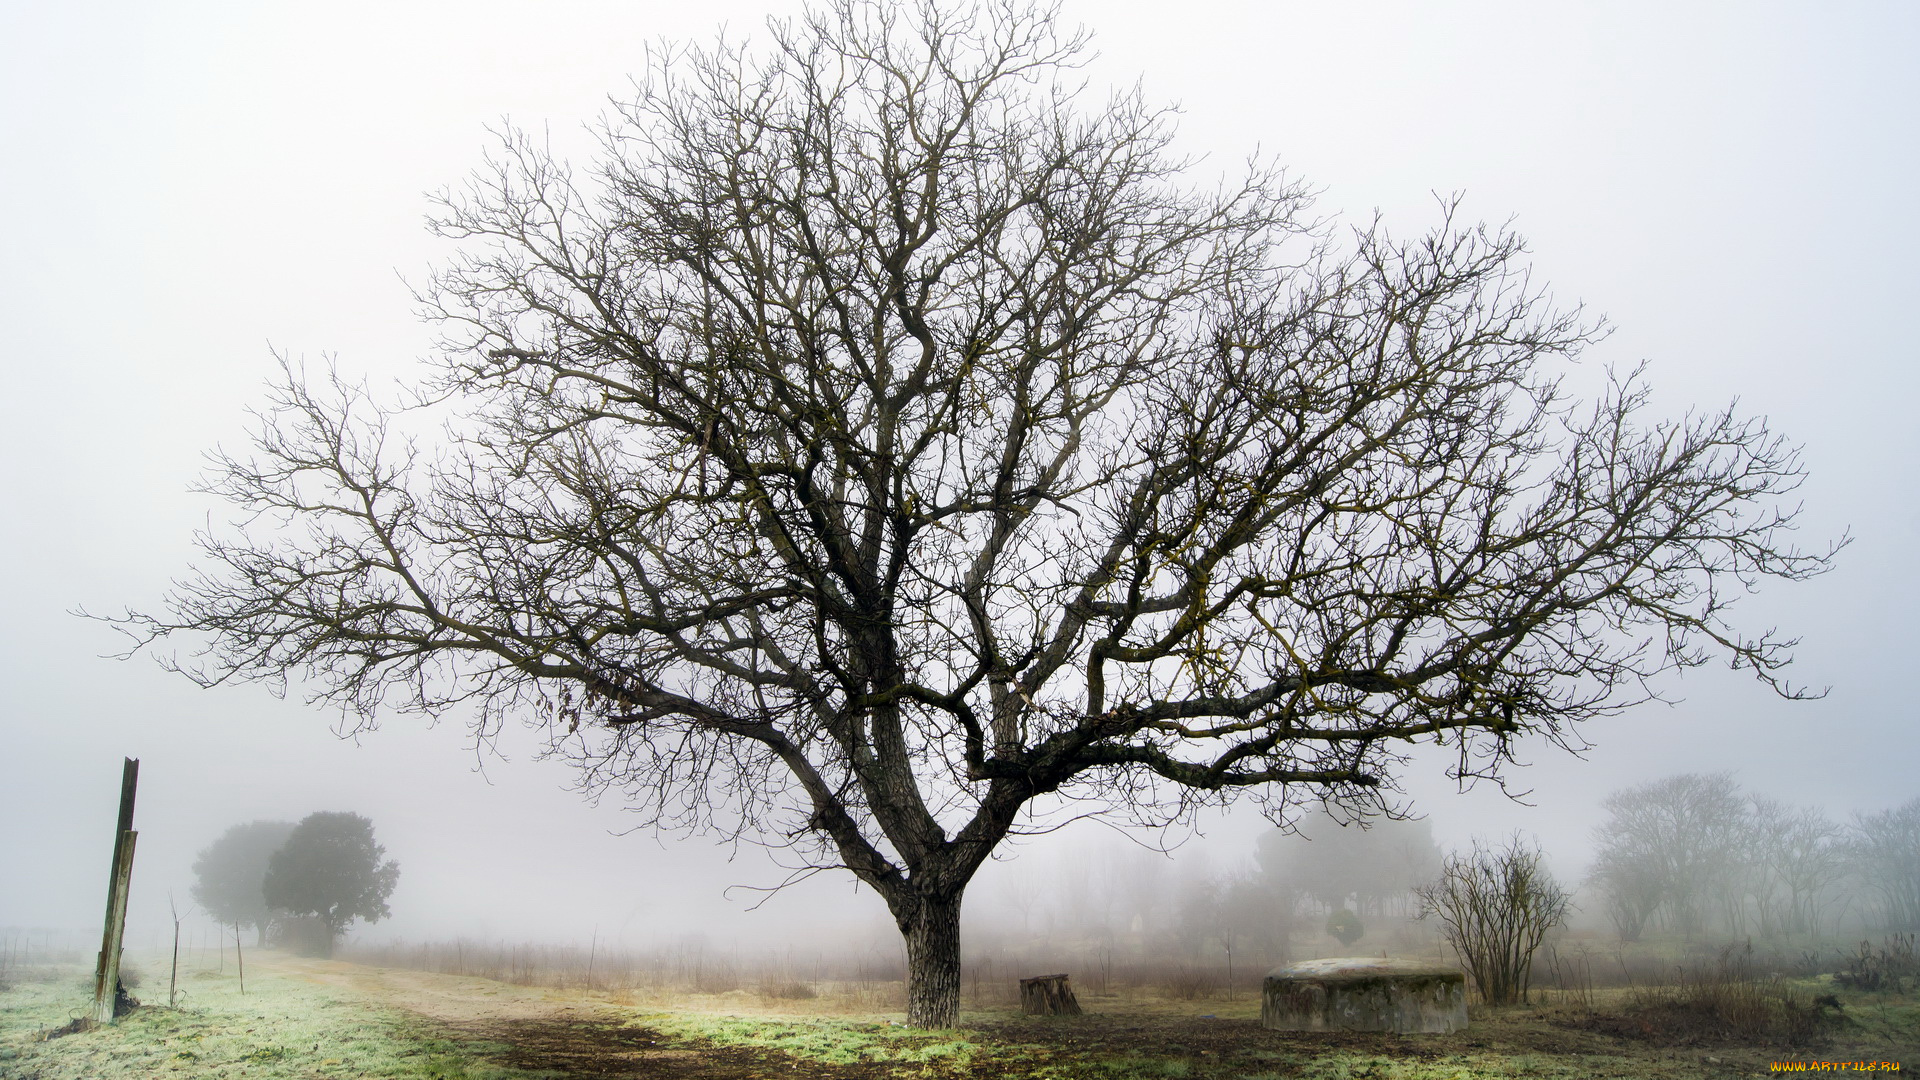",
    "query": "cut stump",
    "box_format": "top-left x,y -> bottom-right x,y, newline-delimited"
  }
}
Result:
1261,957 -> 1466,1034
1019,973 -> 1083,1016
